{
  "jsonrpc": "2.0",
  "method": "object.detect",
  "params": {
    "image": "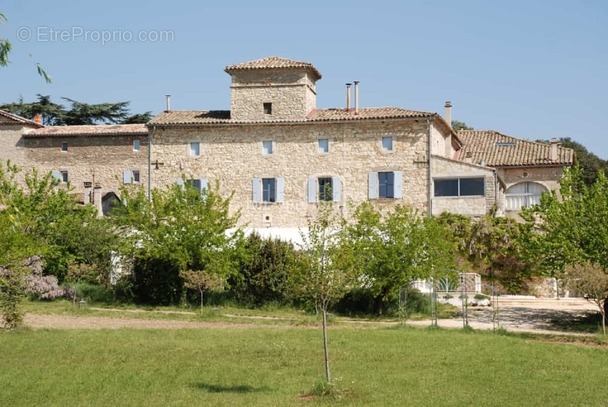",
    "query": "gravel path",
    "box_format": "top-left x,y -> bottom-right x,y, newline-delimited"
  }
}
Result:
22,298 -> 601,335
